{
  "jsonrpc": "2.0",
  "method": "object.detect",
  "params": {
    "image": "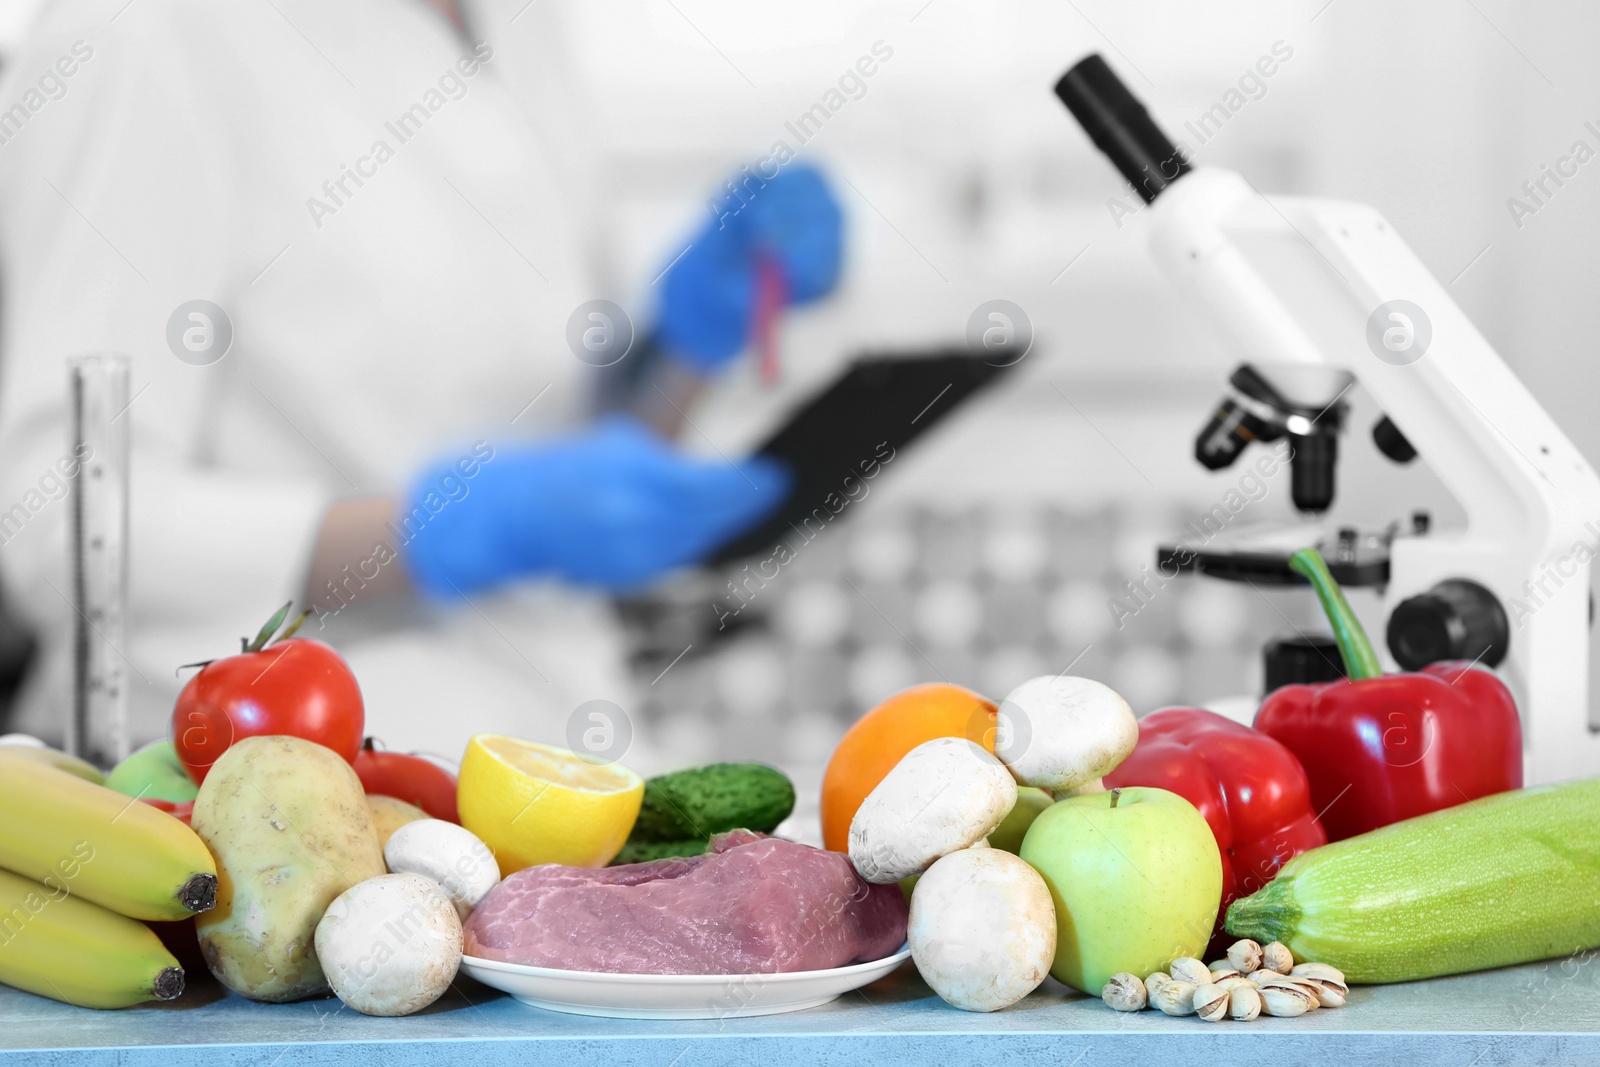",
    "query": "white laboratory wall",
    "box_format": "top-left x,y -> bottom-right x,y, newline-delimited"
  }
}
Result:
0,0 -> 45,59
